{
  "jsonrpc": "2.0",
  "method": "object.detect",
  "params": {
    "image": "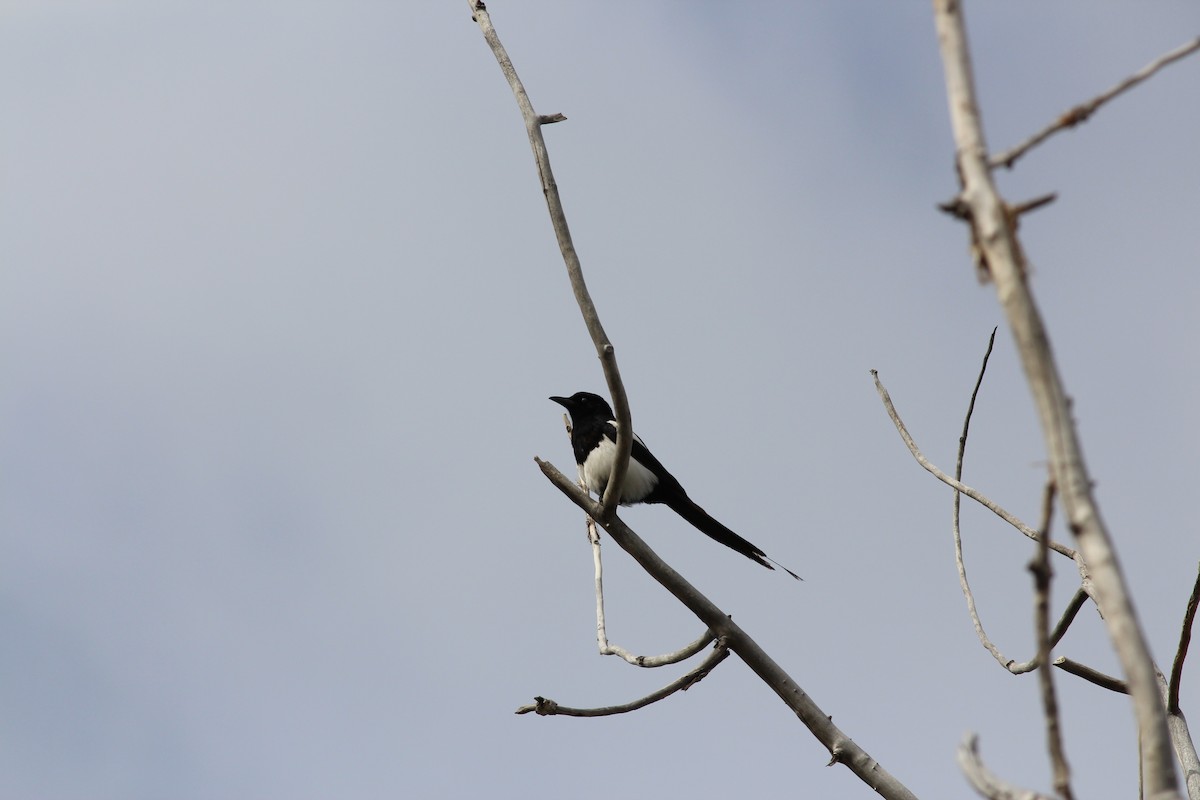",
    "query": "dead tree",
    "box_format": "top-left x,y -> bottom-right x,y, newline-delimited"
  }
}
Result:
469,2 -> 1200,797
